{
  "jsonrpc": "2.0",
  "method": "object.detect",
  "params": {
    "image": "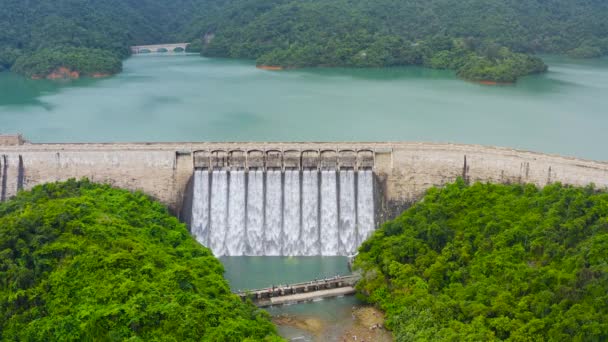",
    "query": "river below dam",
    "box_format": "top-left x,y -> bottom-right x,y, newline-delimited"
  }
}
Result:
2,54 -> 608,340
221,256 -> 363,340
